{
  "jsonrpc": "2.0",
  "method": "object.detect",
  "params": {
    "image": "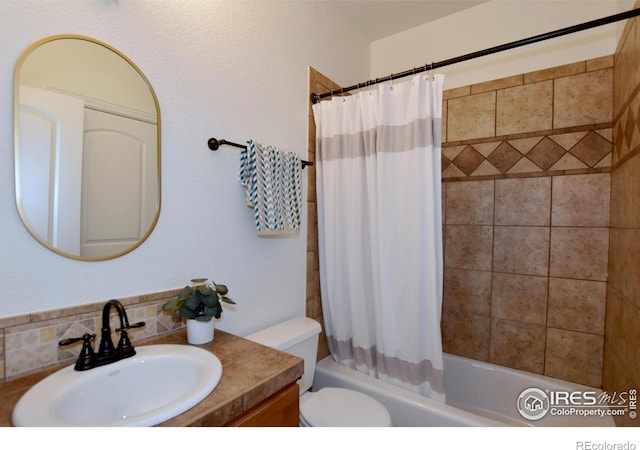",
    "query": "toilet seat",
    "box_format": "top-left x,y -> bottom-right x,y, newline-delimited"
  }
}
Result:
299,387 -> 392,427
